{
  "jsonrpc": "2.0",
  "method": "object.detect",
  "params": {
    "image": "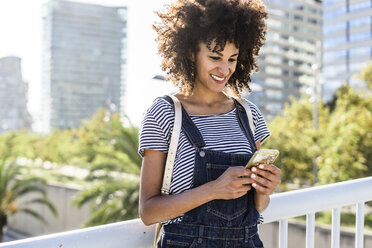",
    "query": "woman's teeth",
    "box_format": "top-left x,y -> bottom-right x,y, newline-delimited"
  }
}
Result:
211,74 -> 224,81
